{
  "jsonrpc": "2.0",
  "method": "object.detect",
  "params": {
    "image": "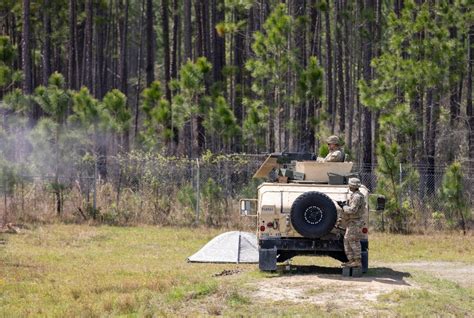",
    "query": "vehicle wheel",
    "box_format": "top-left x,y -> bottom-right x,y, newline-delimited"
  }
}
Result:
290,191 -> 338,238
